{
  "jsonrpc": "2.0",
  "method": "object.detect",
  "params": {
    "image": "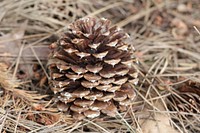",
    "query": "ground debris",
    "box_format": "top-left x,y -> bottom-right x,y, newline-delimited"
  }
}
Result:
0,0 -> 200,132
